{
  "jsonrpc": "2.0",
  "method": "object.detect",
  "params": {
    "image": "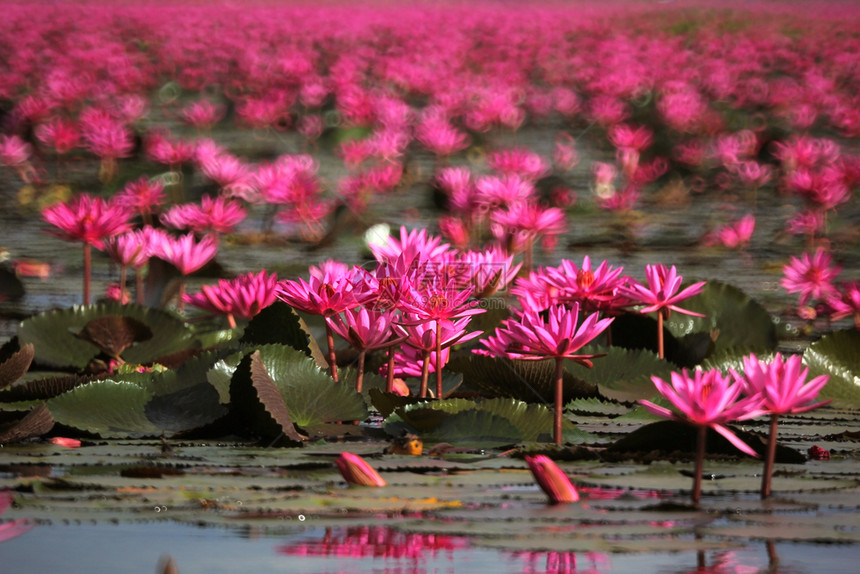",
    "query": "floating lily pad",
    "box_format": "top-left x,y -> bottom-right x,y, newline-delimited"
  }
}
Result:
803,330 -> 860,406
19,303 -> 195,369
47,380 -> 160,438
239,301 -> 313,356
384,397 -> 597,445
